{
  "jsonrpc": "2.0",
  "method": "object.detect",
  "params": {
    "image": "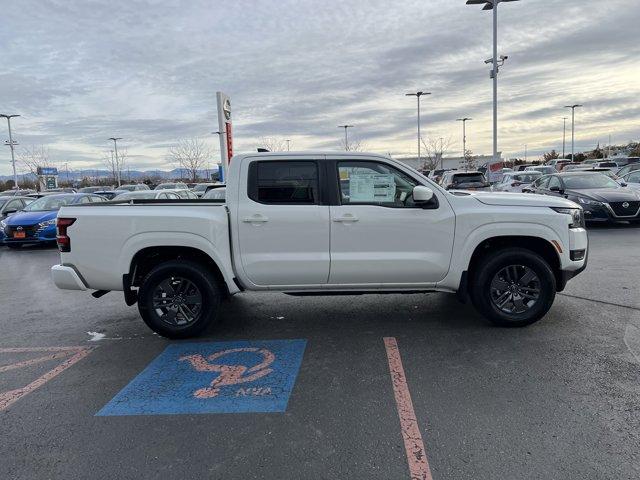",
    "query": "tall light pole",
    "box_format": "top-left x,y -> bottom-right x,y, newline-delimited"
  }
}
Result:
108,137 -> 122,186
456,117 -> 472,168
564,105 -> 582,162
466,0 -> 519,166
524,144 -> 528,163
562,117 -> 568,159
338,125 -> 354,151
1,114 -> 20,189
286,139 -> 291,151
406,91 -> 431,164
